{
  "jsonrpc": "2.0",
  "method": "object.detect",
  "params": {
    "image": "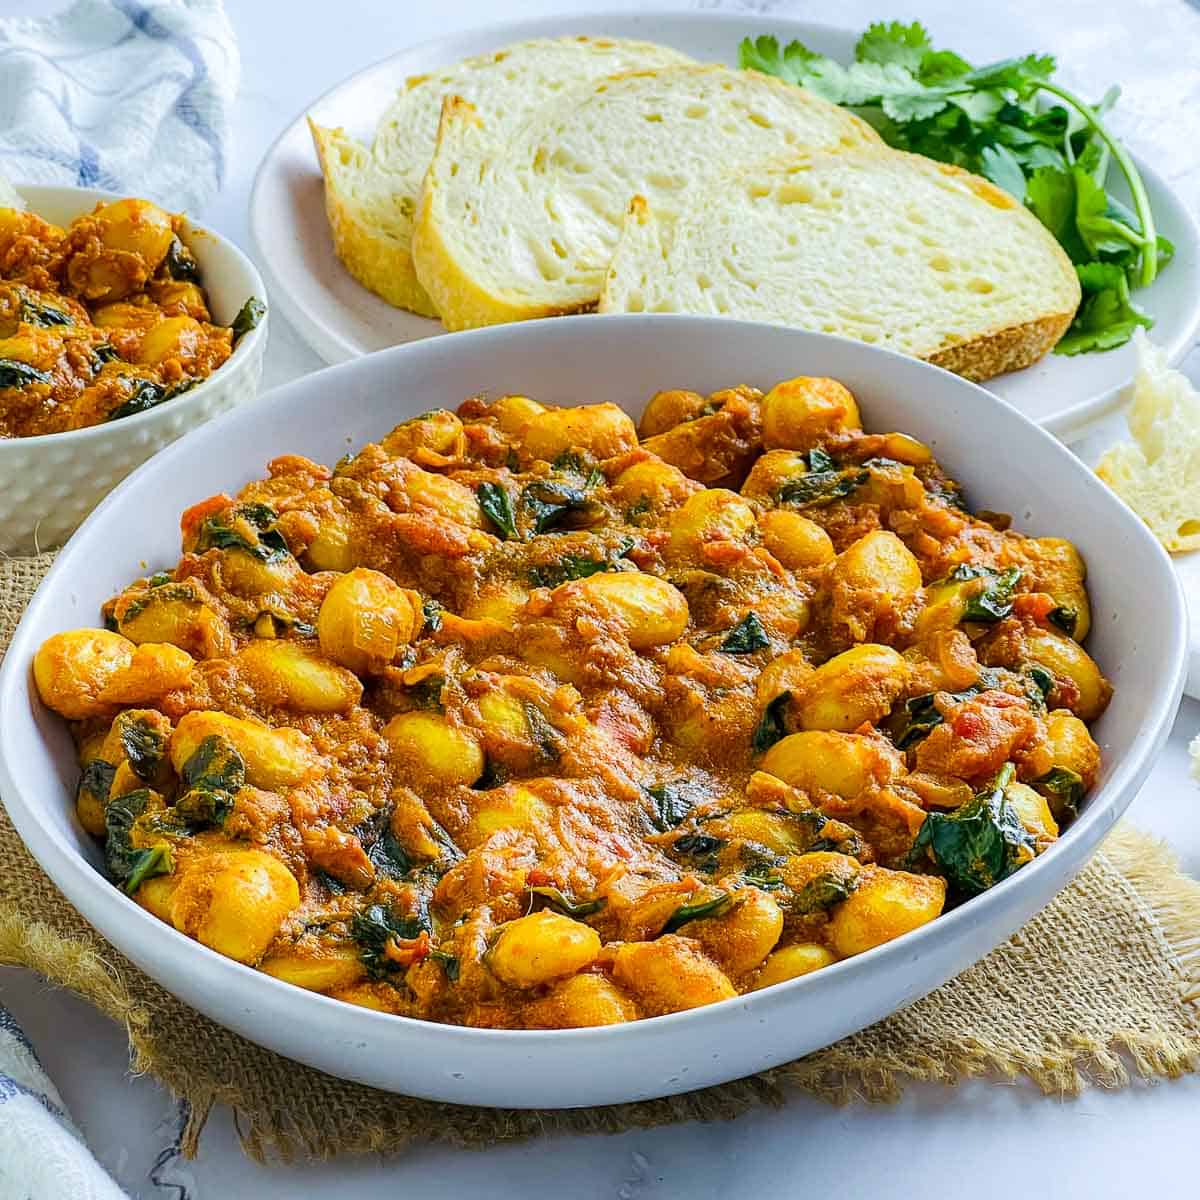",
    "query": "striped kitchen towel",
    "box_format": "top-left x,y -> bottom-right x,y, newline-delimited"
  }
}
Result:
0,0 -> 238,213
0,1003 -> 127,1199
